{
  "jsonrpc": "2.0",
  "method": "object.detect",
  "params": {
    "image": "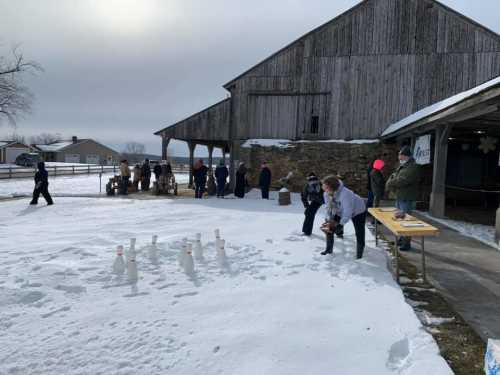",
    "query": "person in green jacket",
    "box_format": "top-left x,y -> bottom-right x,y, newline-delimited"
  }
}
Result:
386,146 -> 421,251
